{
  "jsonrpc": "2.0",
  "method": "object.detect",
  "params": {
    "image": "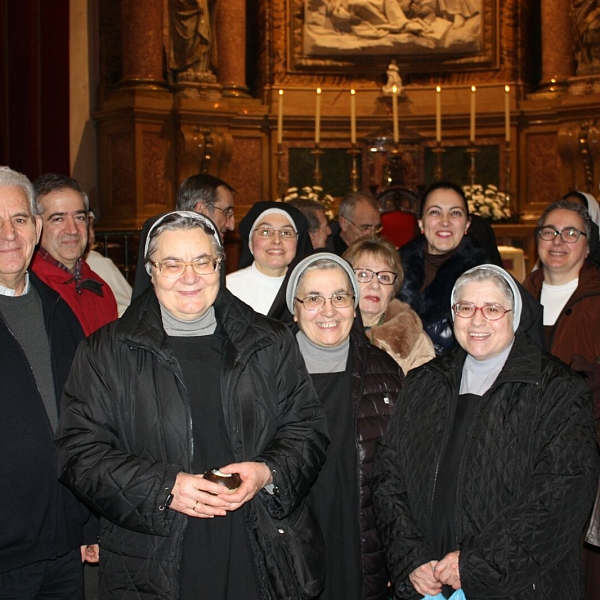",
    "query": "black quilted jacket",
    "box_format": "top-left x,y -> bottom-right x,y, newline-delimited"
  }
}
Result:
56,287 -> 329,600
373,333 -> 599,599
348,328 -> 405,600
398,235 -> 489,355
